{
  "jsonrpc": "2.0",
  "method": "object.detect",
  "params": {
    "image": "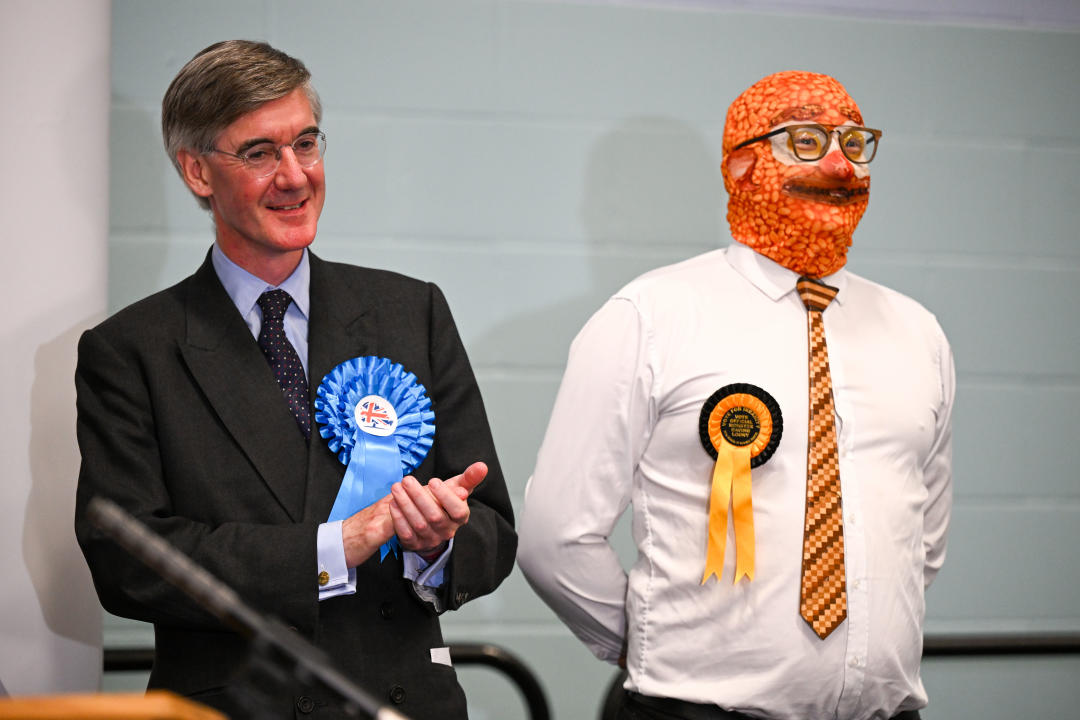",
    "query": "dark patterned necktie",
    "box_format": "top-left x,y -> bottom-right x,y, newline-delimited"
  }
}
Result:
796,277 -> 846,639
256,289 -> 311,440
